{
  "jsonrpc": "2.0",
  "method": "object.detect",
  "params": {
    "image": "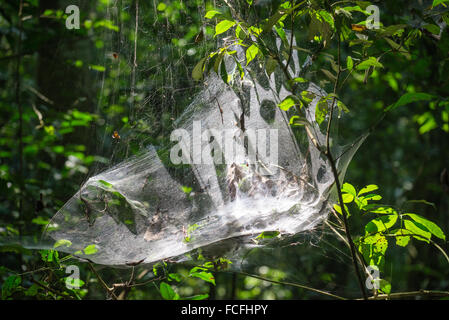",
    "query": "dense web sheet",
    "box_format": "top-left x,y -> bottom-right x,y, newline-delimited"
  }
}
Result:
43,35 -> 364,267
